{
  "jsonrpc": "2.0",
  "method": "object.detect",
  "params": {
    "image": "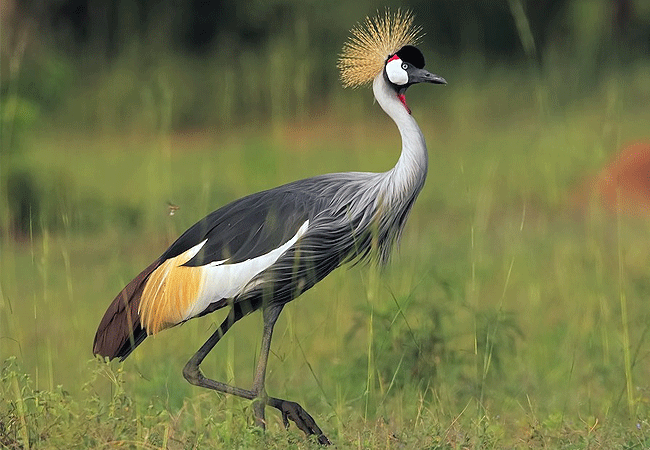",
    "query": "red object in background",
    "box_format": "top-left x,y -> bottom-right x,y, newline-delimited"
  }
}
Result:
595,142 -> 650,216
